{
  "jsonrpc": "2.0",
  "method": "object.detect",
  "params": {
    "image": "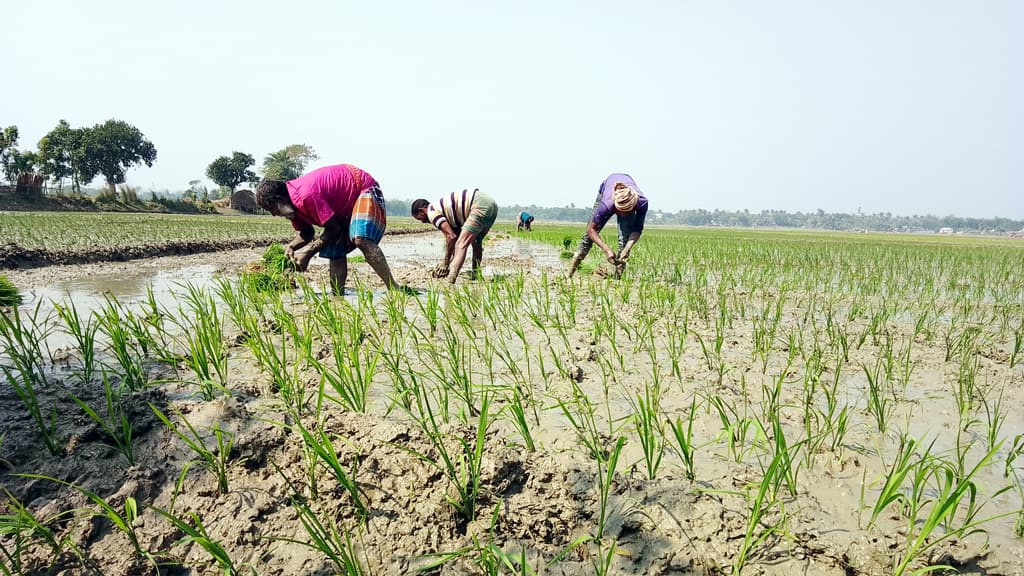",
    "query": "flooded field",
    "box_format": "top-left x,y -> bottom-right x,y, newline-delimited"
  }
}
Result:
1,225 -> 1023,576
